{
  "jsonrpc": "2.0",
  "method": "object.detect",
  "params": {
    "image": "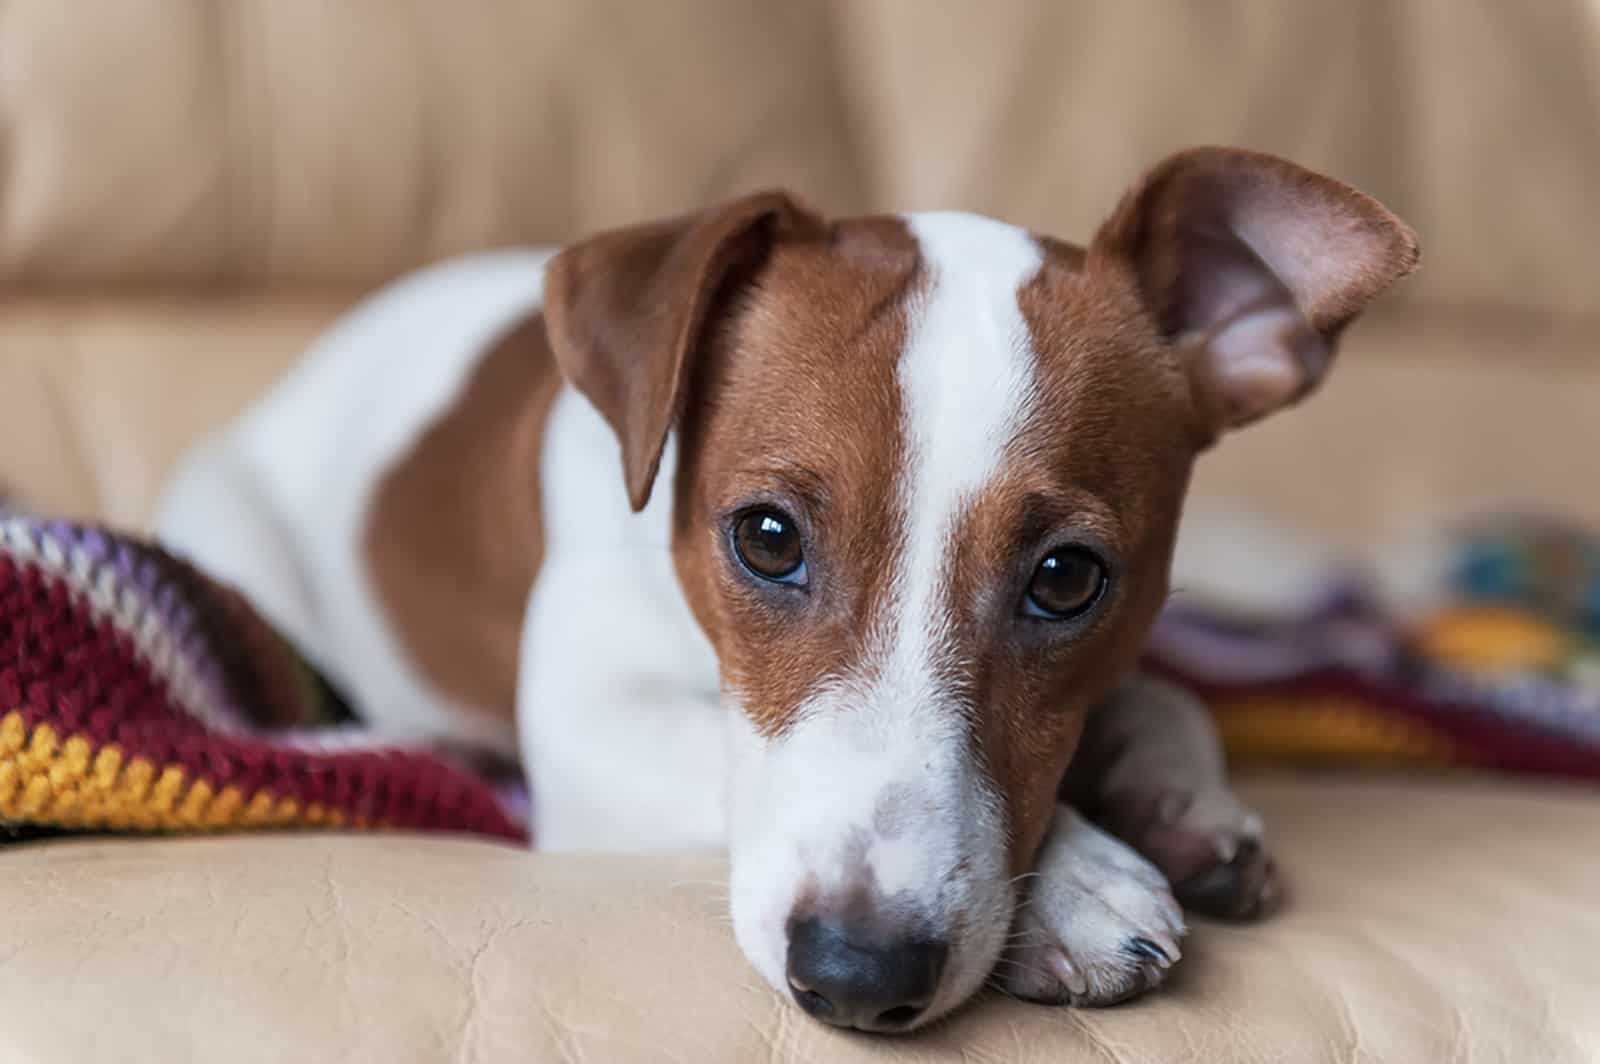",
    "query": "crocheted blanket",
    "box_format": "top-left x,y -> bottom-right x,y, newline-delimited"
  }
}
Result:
3,507 -> 1596,843
0,508 -> 524,841
1149,517 -> 1600,781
